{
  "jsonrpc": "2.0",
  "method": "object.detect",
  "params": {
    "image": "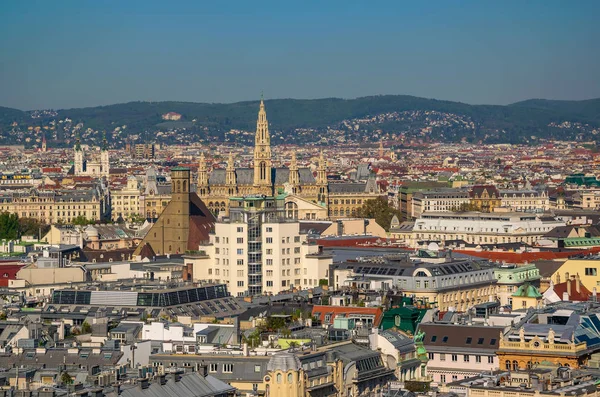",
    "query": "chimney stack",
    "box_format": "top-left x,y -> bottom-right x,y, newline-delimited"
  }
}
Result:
567,276 -> 571,298
576,273 -> 581,294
